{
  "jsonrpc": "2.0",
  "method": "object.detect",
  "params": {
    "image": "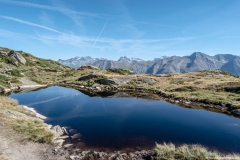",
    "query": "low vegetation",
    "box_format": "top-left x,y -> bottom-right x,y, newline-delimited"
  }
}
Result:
0,96 -> 54,144
154,143 -> 240,160
13,119 -> 54,143
106,68 -> 134,75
